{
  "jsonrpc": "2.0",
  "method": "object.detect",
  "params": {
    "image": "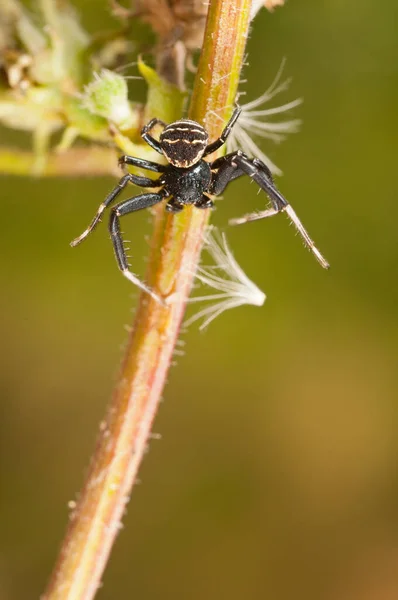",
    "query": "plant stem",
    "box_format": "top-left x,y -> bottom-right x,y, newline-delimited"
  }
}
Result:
42,1 -> 252,598
0,147 -> 119,177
